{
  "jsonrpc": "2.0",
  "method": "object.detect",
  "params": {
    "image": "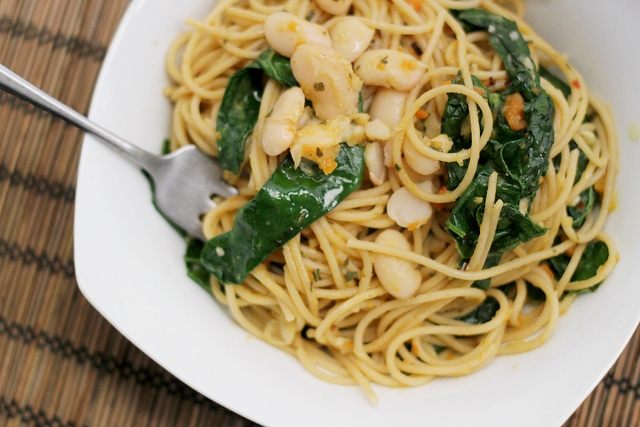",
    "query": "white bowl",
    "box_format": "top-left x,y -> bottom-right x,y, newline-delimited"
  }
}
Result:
74,1 -> 640,426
